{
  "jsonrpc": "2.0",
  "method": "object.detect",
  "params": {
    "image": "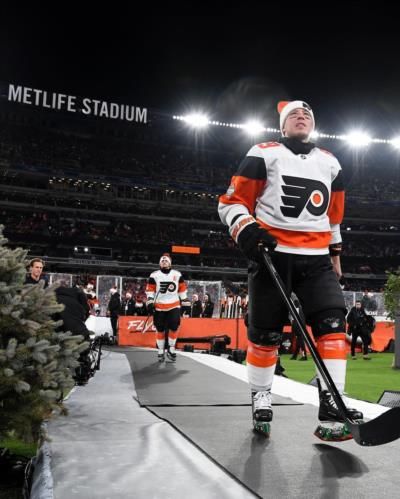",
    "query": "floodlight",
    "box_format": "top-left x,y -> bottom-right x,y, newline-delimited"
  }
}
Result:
182,113 -> 210,128
242,120 -> 266,135
390,137 -> 400,149
345,131 -> 371,147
